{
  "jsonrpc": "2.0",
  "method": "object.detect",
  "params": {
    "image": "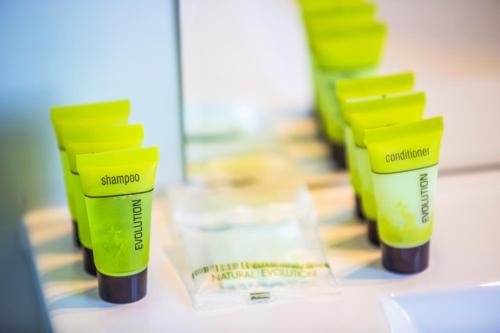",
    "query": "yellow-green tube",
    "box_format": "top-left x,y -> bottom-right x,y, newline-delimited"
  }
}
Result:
348,92 -> 426,244
311,21 -> 387,149
50,100 -> 130,246
62,124 -> 144,275
365,117 -> 444,273
51,100 -> 130,146
337,72 -> 414,101
299,0 -> 375,18
302,2 -> 377,39
337,72 -> 415,203
314,68 -> 346,143
300,1 -> 378,140
311,21 -> 387,72
299,0 -> 386,148
314,66 -> 376,144
77,147 -> 159,303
